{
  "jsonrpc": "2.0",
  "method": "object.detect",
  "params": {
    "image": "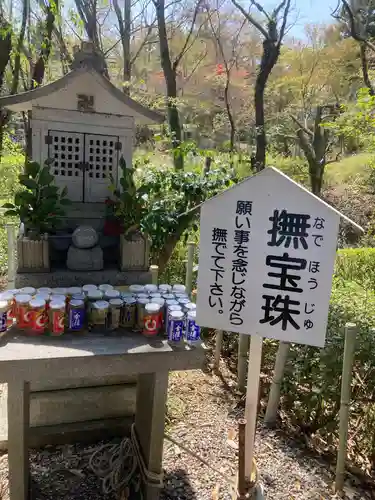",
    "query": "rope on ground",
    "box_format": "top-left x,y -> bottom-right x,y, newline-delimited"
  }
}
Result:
89,424 -> 241,497
89,423 -> 163,495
